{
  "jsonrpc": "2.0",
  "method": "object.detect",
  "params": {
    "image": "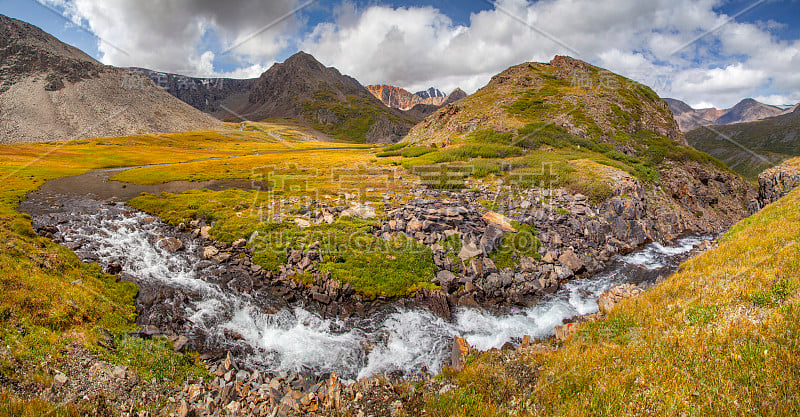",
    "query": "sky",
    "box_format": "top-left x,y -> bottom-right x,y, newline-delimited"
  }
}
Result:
1,0 -> 798,109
